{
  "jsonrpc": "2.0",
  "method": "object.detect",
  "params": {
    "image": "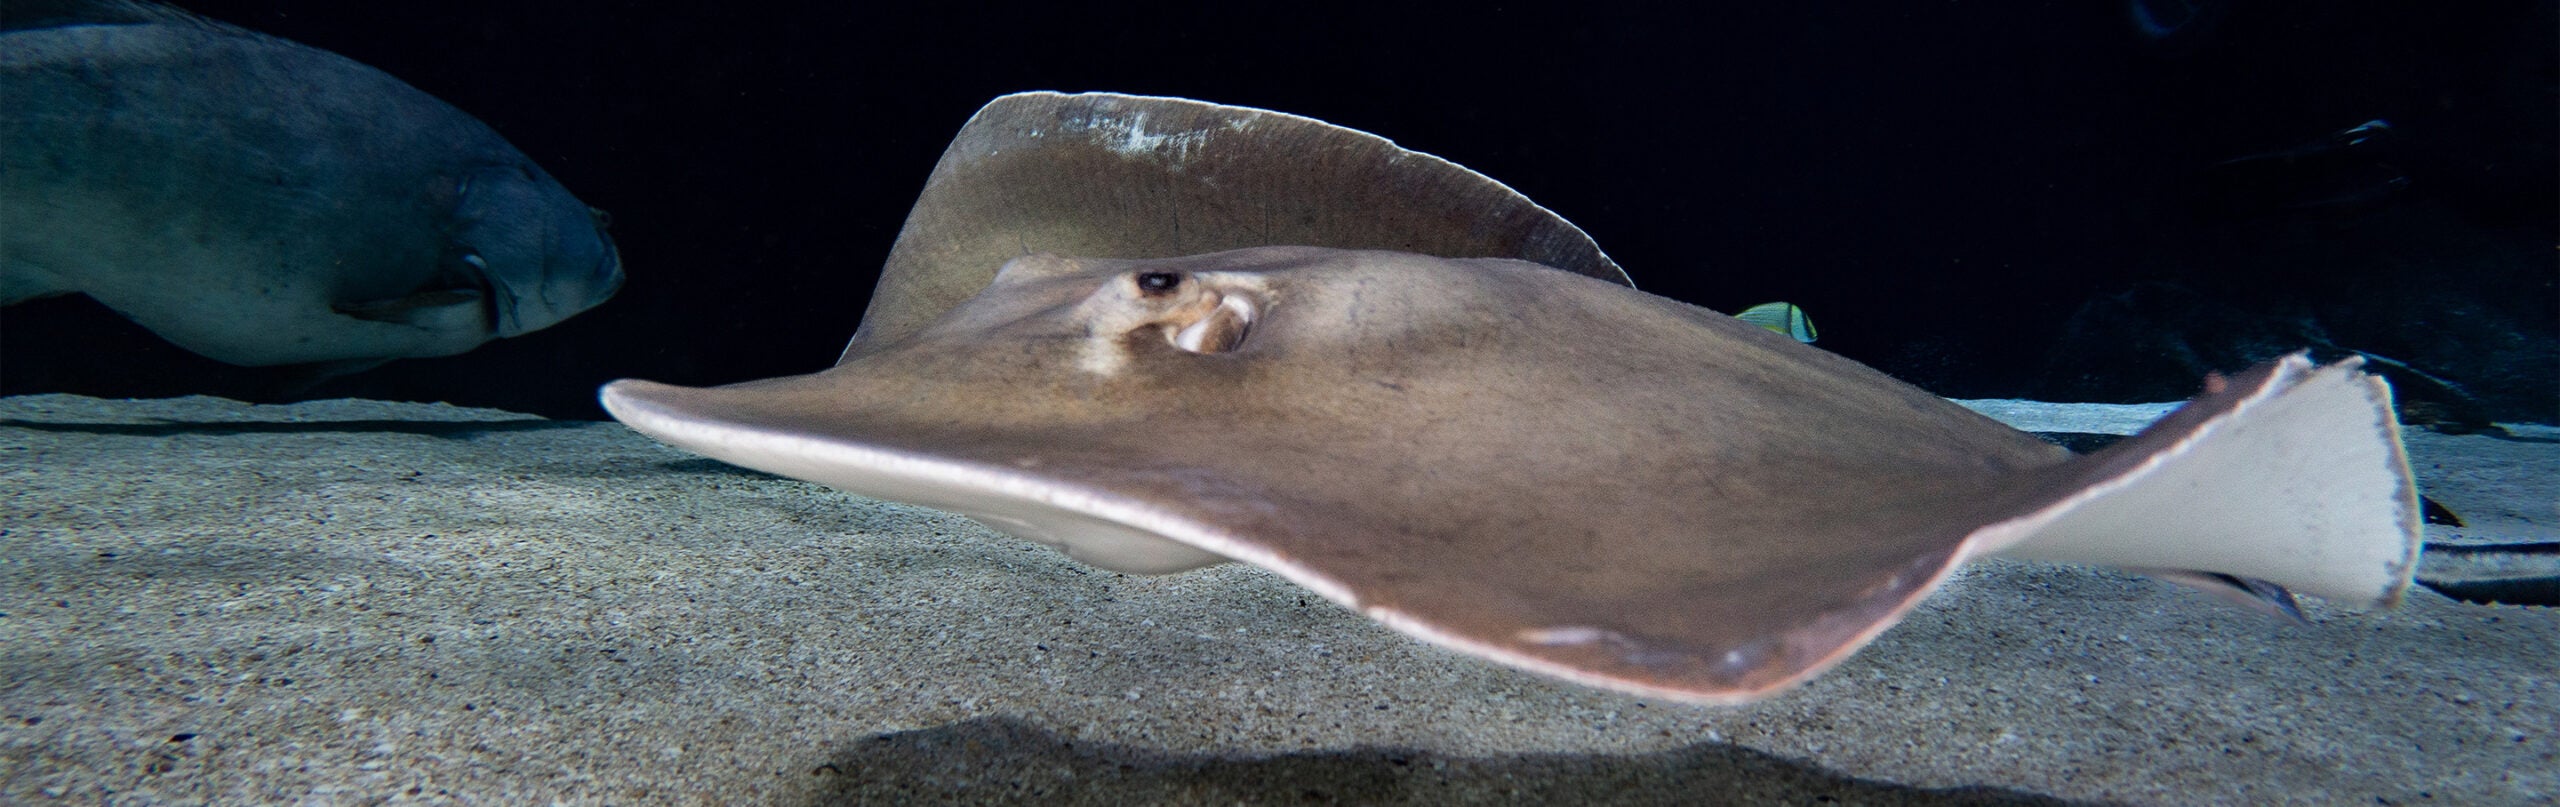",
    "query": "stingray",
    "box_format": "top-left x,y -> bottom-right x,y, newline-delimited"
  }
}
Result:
603,92 -> 2420,704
